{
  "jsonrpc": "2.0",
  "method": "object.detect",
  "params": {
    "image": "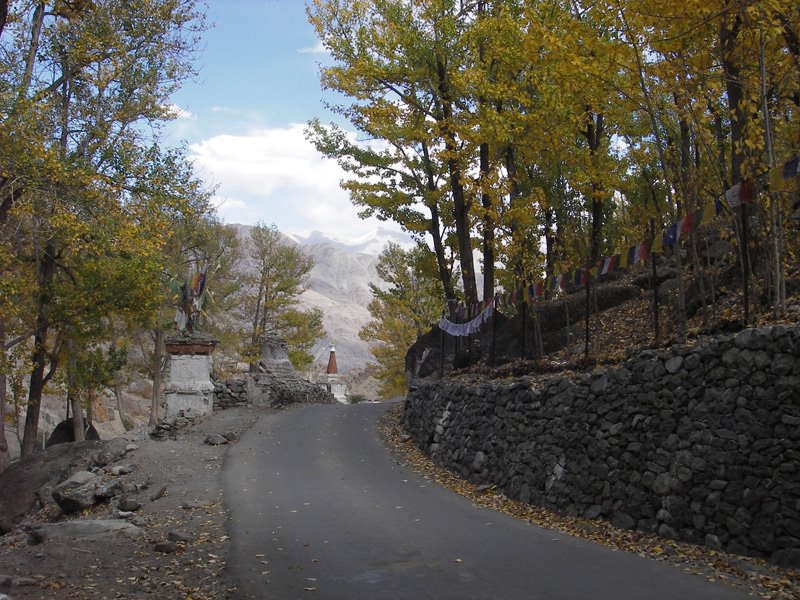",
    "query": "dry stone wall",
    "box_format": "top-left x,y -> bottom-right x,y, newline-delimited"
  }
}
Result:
213,379 -> 248,410
403,324 -> 800,566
